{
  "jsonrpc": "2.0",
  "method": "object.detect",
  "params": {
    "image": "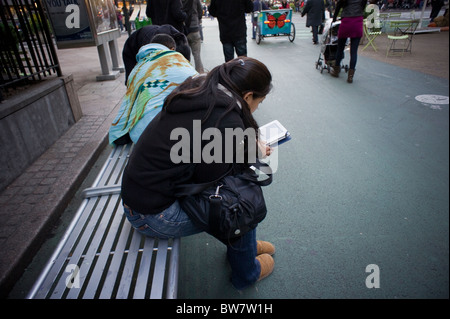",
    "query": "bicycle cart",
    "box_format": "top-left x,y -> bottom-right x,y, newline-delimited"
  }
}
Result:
255,9 -> 296,44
